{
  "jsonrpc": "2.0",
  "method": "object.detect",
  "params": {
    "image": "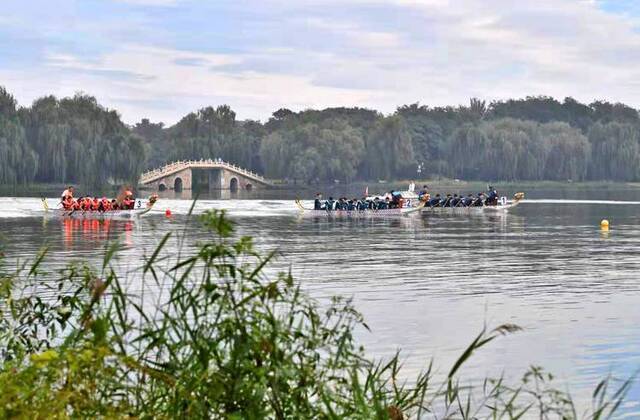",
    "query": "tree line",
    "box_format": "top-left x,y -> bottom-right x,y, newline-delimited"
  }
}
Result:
0,87 -> 145,188
2,84 -> 640,186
